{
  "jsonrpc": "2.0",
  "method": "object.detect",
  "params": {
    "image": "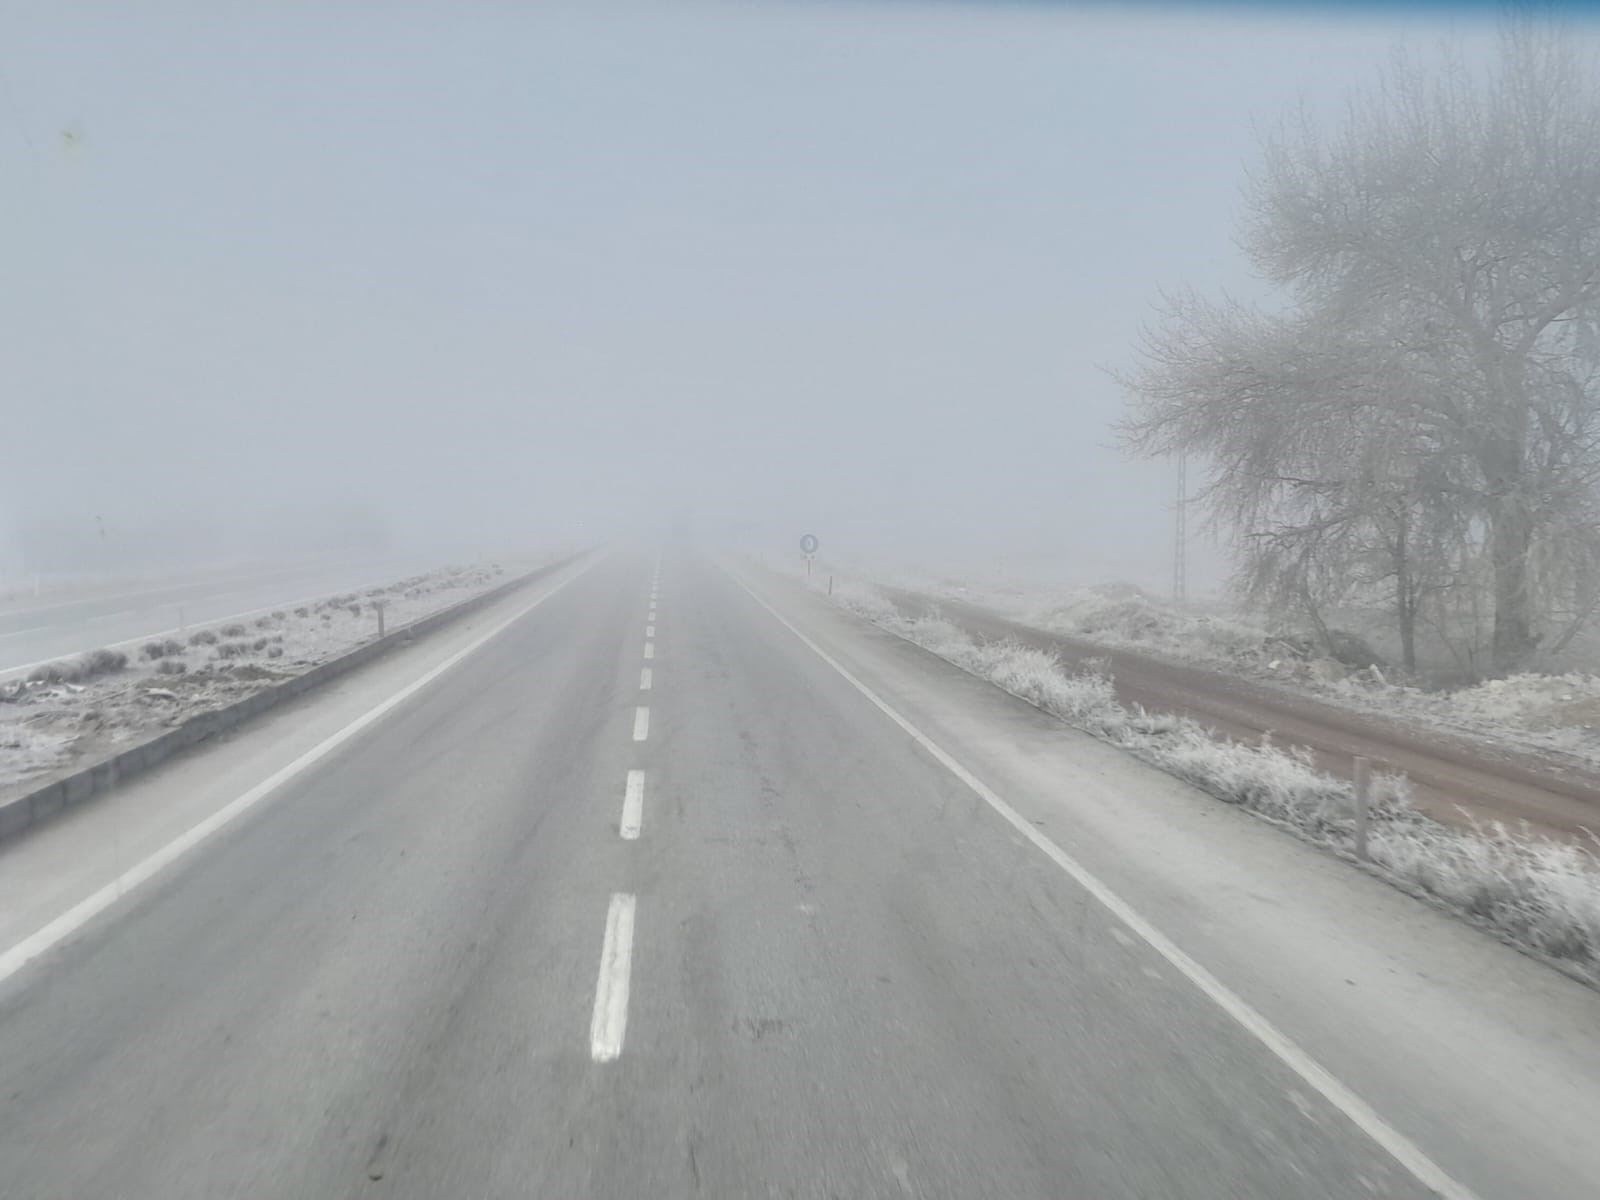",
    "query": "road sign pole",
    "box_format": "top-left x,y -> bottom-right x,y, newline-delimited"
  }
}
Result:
799,534 -> 820,578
